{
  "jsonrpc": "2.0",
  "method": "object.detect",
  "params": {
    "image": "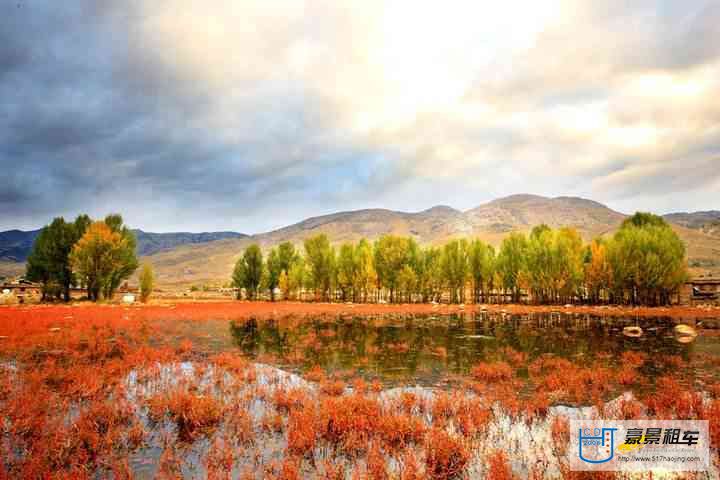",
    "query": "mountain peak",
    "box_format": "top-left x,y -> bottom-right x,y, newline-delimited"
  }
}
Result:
464,193 -> 626,236
490,194 -> 549,204
420,205 -> 461,215
472,194 -> 620,214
